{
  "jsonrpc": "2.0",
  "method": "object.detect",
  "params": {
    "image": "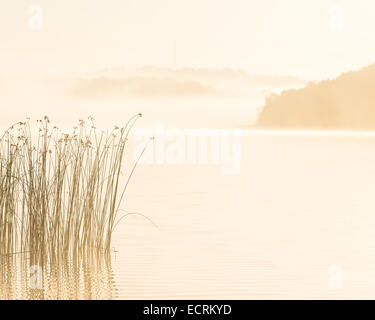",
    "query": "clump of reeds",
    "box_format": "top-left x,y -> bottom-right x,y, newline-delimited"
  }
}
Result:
0,114 -> 145,260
